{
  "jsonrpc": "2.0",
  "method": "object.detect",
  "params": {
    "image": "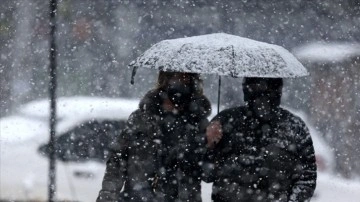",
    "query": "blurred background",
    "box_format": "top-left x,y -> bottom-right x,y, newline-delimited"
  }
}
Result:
0,0 -> 359,201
